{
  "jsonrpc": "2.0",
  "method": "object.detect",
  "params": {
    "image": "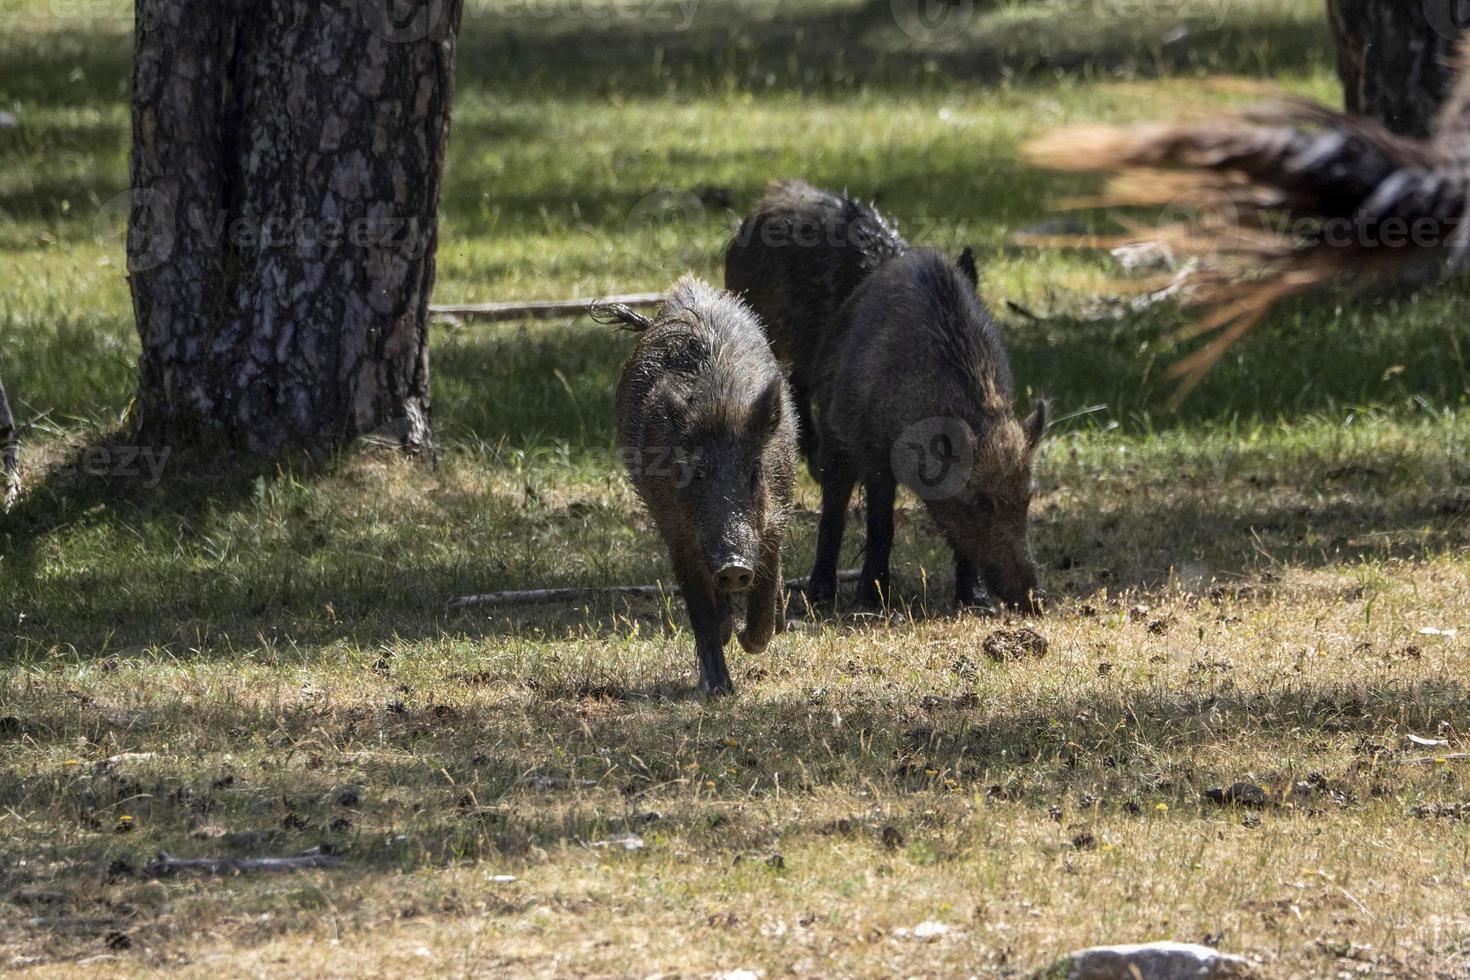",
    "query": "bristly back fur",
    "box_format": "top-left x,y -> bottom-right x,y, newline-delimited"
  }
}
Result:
1021,41 -> 1470,401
